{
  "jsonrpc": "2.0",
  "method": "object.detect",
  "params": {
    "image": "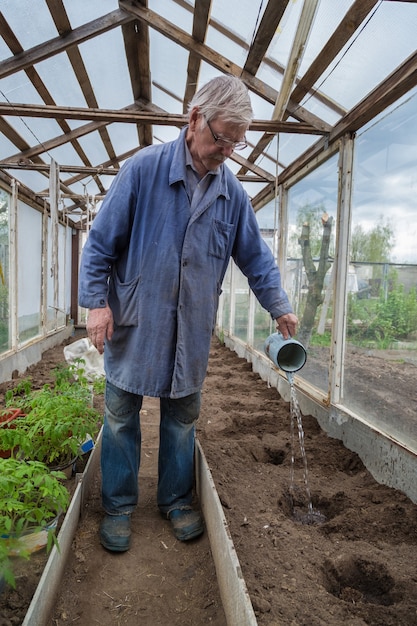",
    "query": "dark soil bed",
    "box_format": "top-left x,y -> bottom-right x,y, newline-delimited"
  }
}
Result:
1,332 -> 417,625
